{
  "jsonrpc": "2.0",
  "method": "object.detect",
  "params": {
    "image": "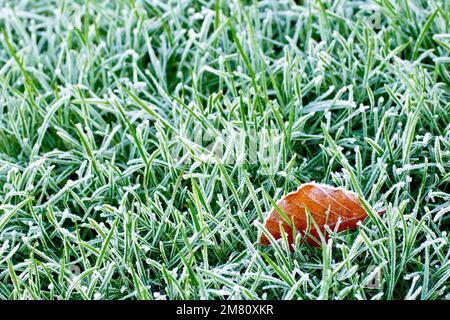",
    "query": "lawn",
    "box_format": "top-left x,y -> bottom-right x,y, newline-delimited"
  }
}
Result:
0,0 -> 449,300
